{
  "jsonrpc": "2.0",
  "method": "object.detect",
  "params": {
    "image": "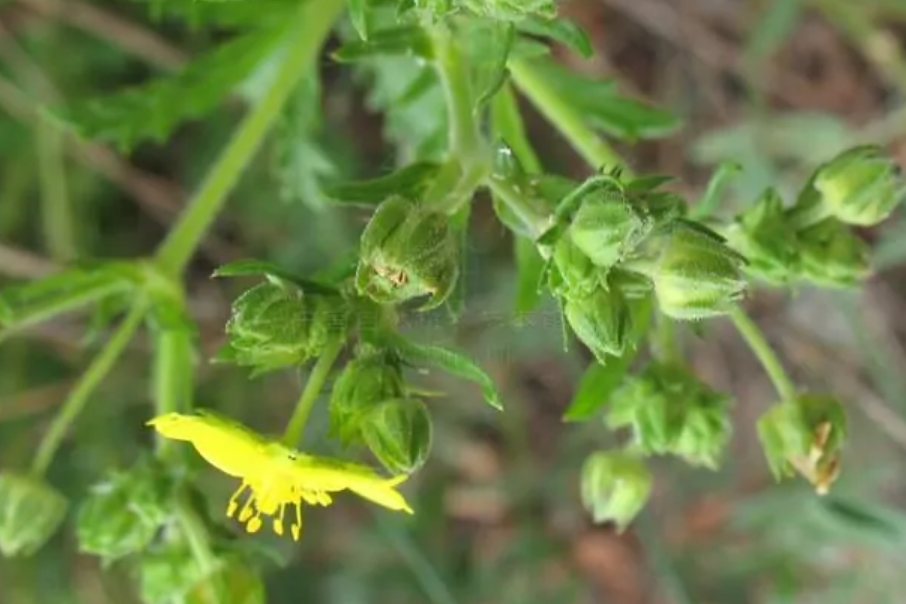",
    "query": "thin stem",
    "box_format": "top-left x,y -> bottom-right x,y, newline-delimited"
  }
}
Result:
508,58 -> 628,172
31,302 -> 146,475
728,305 -> 797,402
281,339 -> 344,447
485,175 -> 551,241
154,0 -> 345,275
175,498 -> 218,574
36,116 -> 75,261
